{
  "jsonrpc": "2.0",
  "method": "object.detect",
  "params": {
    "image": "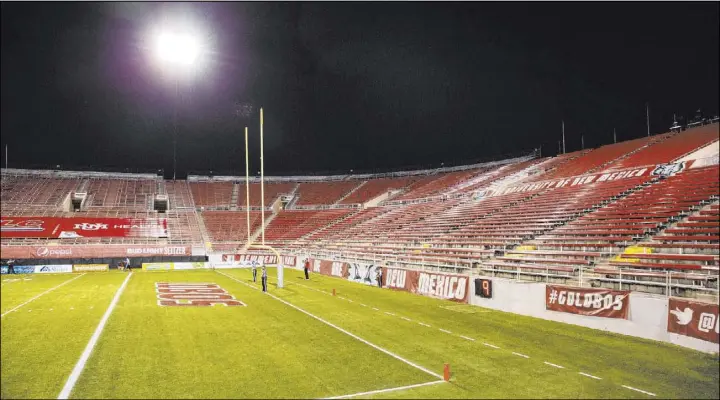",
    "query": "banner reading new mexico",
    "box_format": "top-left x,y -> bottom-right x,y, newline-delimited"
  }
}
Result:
382,268 -> 469,303
1,216 -> 168,239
